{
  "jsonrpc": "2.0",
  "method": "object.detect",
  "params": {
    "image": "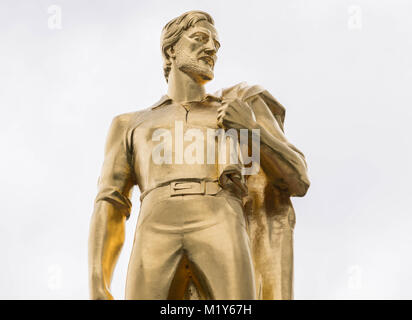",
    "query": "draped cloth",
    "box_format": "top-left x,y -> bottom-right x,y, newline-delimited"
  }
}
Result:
215,82 -> 298,300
